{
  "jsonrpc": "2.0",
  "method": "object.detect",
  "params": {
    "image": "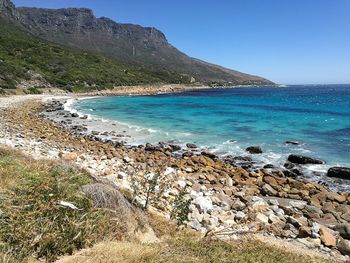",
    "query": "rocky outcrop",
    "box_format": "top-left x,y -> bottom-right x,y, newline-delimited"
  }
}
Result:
327,167 -> 350,180
0,0 -> 273,86
246,145 -> 263,154
0,0 -> 20,20
287,154 -> 325,165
